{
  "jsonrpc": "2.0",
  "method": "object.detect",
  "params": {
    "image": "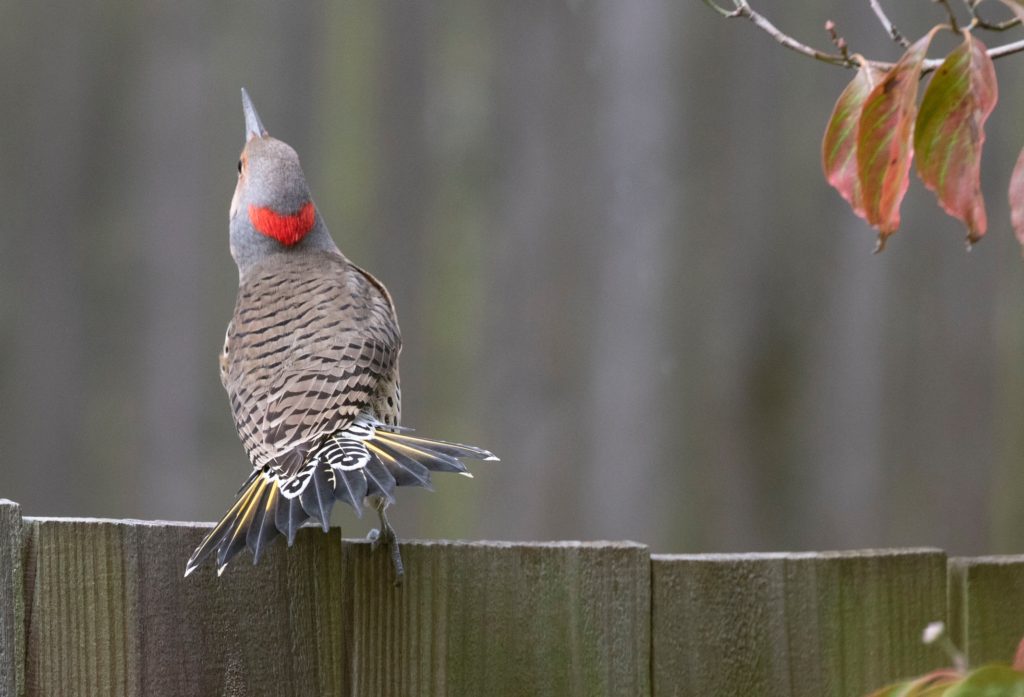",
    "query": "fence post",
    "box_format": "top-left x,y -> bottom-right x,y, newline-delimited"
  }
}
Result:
651,549 -> 948,697
340,539 -> 651,697
0,501 -> 22,697
21,517 -> 346,697
948,555 -> 1024,666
